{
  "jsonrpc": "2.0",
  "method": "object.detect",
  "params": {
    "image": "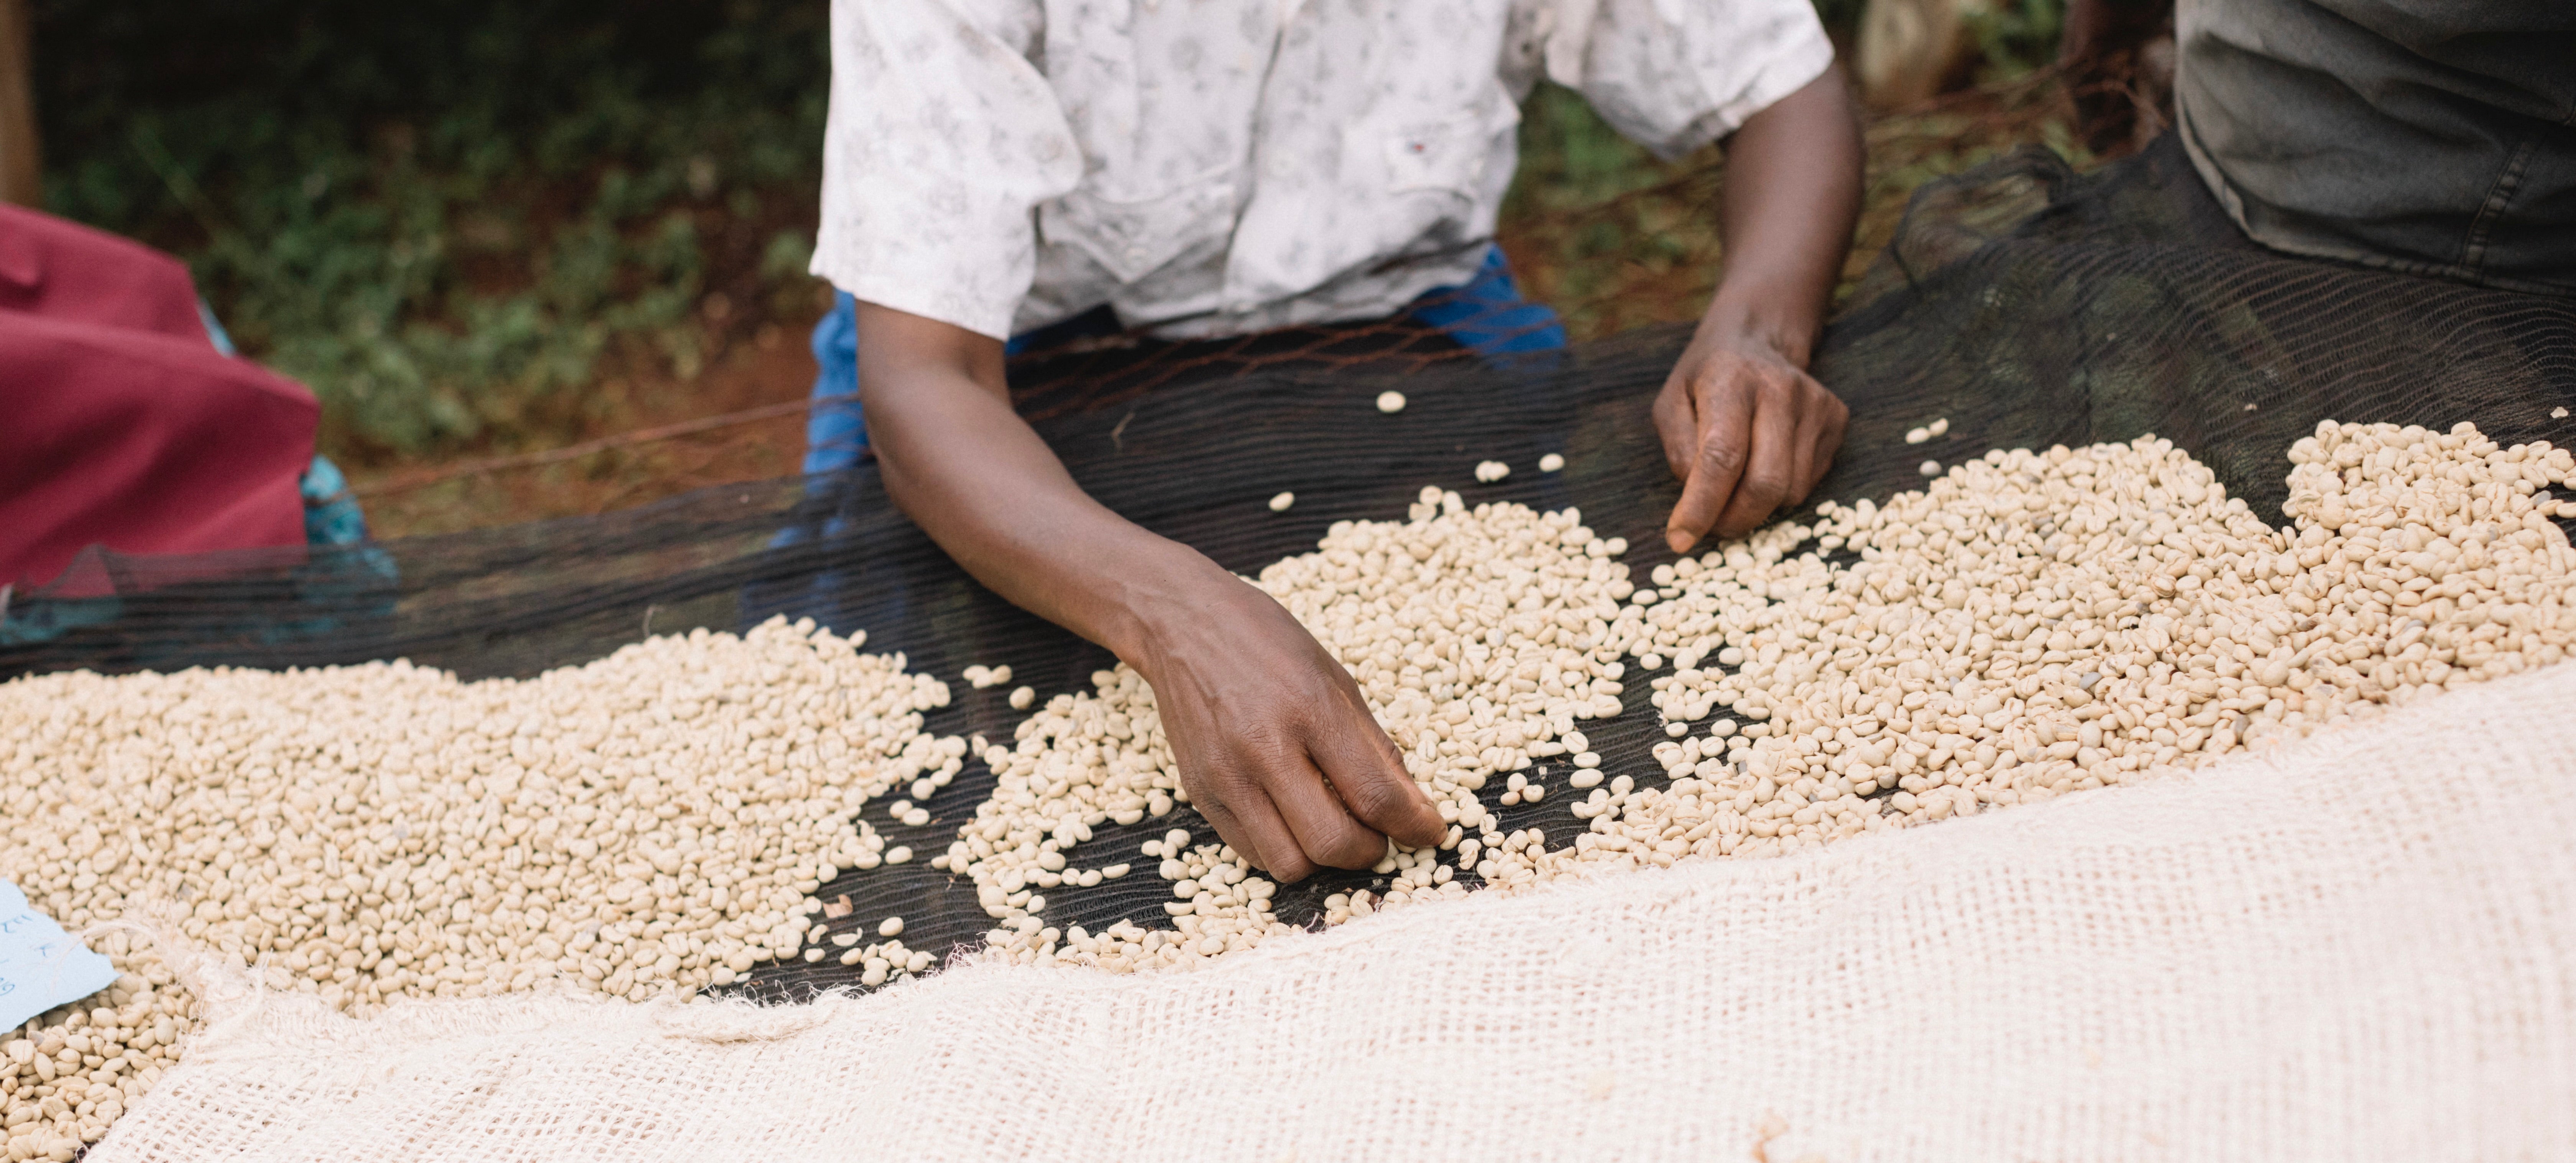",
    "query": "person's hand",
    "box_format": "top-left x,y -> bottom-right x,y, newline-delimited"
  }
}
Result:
1654,64 -> 1858,553
1653,328 -> 1848,553
850,300 -> 1443,881
1131,568 -> 1448,882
